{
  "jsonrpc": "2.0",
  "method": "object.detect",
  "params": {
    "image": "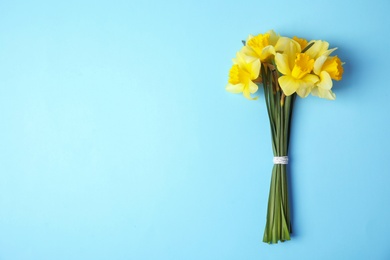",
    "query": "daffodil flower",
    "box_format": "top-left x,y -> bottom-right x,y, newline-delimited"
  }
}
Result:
275,41 -> 319,97
318,55 -> 344,81
241,30 -> 280,62
225,52 -> 261,100
311,55 -> 344,100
